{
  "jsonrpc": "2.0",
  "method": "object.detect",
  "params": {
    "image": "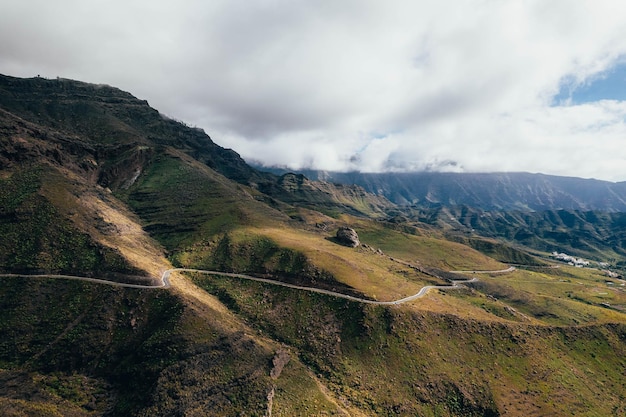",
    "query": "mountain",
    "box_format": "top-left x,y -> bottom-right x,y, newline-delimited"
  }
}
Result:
257,168 -> 626,211
1,74 -> 625,416
257,168 -> 626,260
0,75 -> 390,220
405,205 -> 626,262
